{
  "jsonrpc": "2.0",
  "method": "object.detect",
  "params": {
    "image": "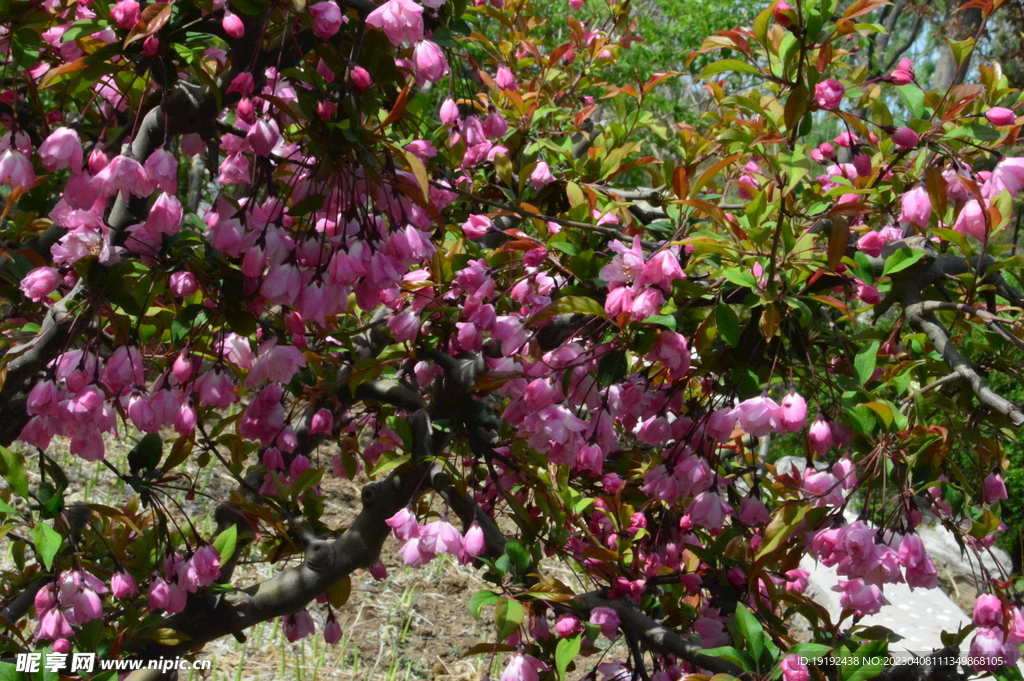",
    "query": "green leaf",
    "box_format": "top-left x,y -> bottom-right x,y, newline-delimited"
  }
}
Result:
854,341 -> 880,385
556,635 -> 582,679
597,349 -> 628,388
897,85 -> 926,119
31,523 -> 62,570
787,643 -> 834,658
702,645 -> 756,672
0,661 -> 24,681
0,446 -> 29,498
527,296 -> 606,326
643,314 -> 677,329
721,267 -> 759,289
0,499 -> 16,514
148,628 -> 192,646
128,433 -> 163,475
948,37 -> 975,67
733,604 -> 766,668
699,59 -> 761,79
495,597 -> 525,640
717,303 -> 740,347
504,539 -> 532,576
470,590 -> 501,619
212,524 -> 238,563
882,248 -> 926,277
